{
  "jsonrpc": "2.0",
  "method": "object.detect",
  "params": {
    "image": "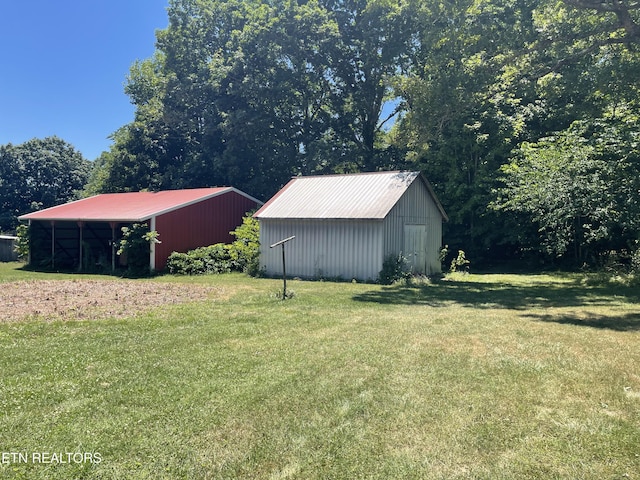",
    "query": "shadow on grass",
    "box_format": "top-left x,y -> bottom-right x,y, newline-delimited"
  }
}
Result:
352,277 -> 640,312
524,312 -> 640,332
